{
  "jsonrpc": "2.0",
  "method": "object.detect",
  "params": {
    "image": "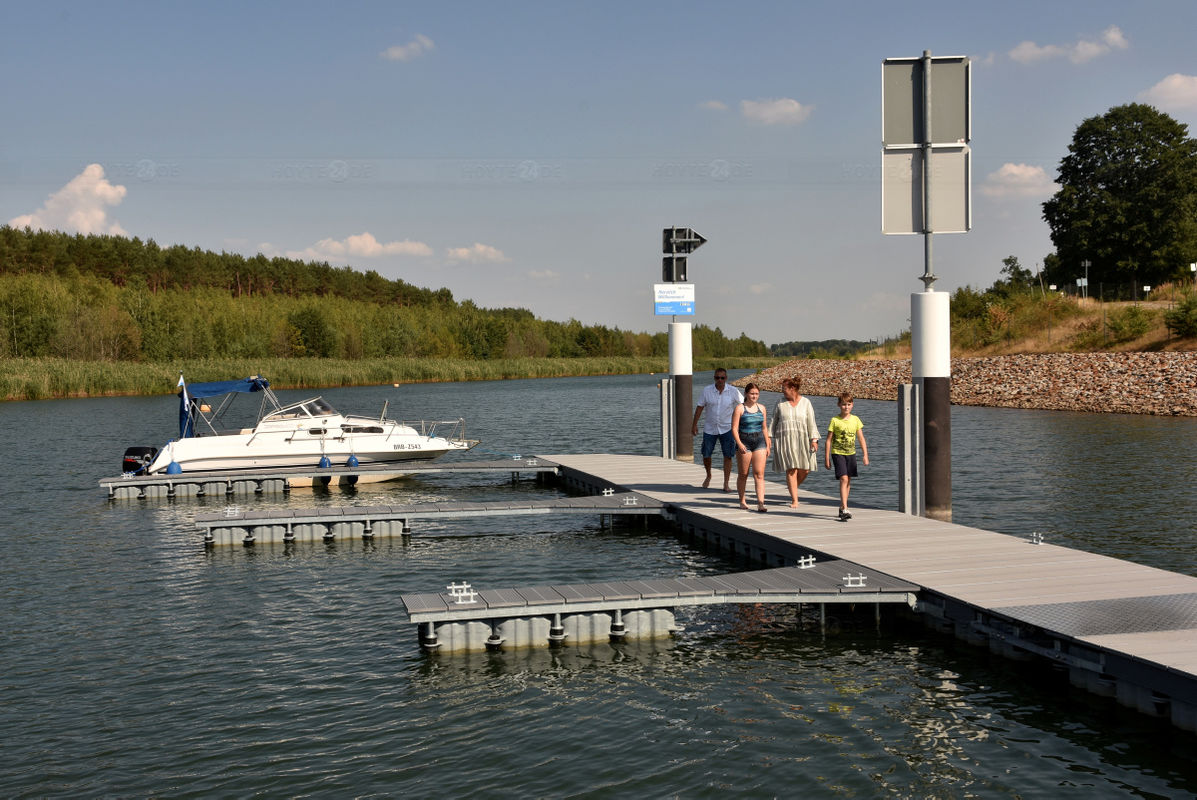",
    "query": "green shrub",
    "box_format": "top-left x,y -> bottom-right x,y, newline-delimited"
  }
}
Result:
1164,293 -> 1197,337
1106,305 -> 1154,342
